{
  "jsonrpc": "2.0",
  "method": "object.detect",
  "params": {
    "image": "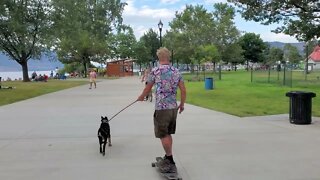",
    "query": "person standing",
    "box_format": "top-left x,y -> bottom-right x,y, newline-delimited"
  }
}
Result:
89,69 -> 97,89
137,47 -> 186,173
